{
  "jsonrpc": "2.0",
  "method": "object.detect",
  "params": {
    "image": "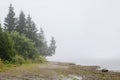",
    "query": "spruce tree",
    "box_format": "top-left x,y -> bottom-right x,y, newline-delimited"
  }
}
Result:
26,15 -> 37,42
4,4 -> 16,32
37,28 -> 48,56
48,37 -> 56,56
16,11 -> 26,34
